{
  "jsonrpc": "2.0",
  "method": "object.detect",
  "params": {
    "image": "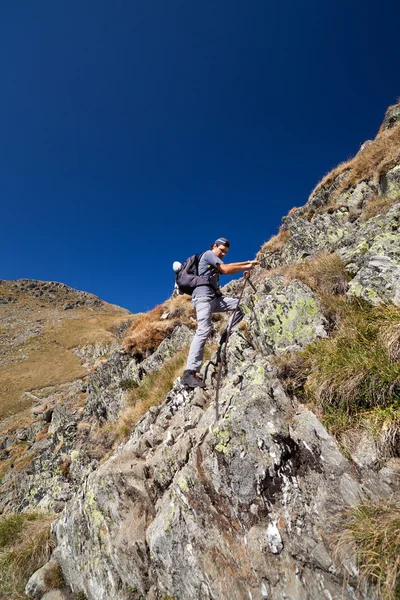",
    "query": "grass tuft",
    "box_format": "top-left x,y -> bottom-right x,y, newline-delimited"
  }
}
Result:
260,226 -> 290,254
0,512 -> 55,599
278,252 -> 349,297
335,502 -> 400,599
43,562 -> 64,589
303,302 -> 400,413
111,347 -> 189,441
277,301 -> 400,440
361,194 -> 399,221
